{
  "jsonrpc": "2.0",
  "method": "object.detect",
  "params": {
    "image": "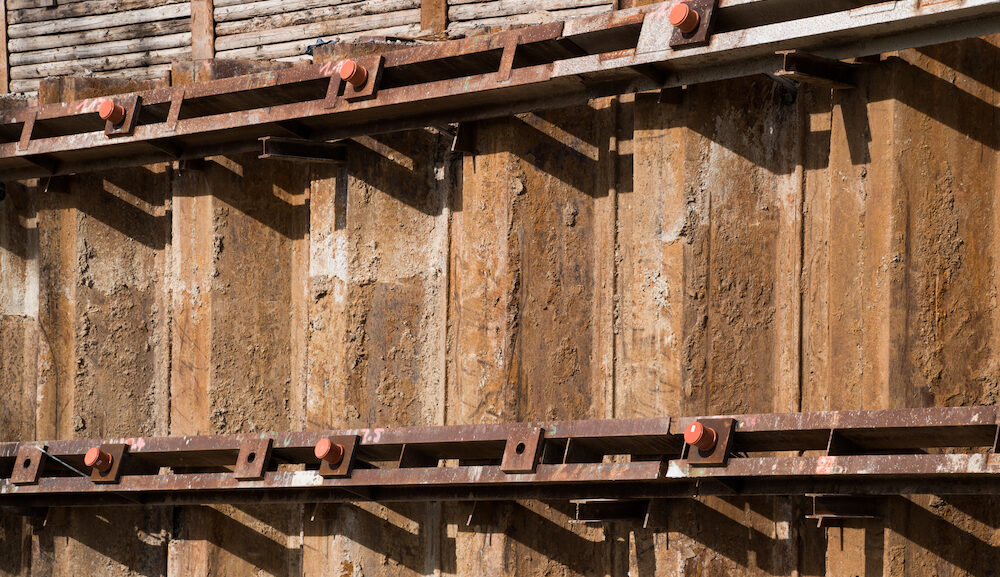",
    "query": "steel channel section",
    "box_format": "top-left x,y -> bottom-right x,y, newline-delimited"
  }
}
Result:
2,0 -> 1000,178
1,407 -> 999,508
